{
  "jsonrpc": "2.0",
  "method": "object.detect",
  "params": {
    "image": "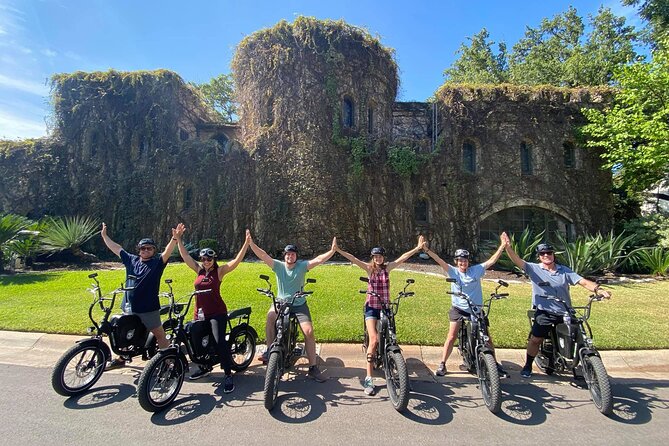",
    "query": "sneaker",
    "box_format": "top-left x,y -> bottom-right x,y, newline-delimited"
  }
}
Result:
497,363 -> 509,379
520,366 -> 532,378
105,357 -> 126,371
435,362 -> 447,376
308,365 -> 327,383
223,374 -> 234,393
363,377 -> 375,395
189,366 -> 212,380
257,351 -> 268,364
